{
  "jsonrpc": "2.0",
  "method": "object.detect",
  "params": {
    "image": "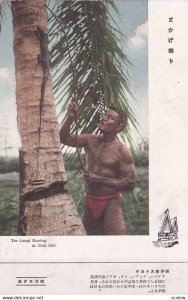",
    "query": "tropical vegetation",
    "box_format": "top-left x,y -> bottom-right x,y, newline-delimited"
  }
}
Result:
0,0 -> 148,235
